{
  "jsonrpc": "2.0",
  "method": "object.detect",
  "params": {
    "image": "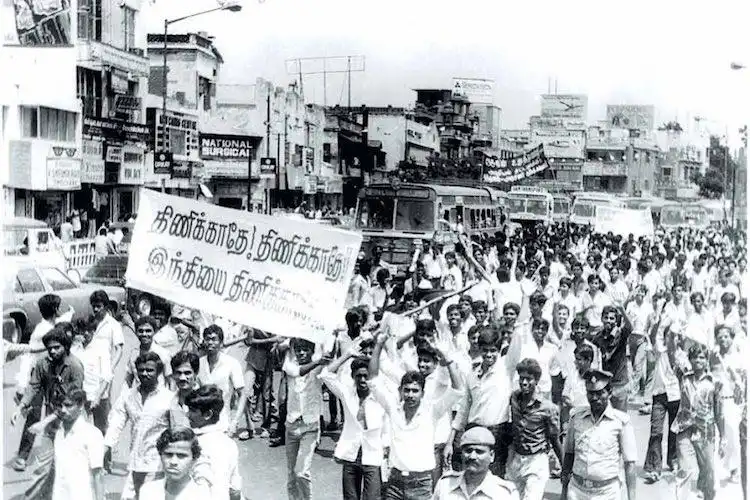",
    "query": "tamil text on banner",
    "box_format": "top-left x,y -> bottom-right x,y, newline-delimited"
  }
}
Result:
126,190 -> 363,343
482,144 -> 550,184
594,206 -> 655,238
